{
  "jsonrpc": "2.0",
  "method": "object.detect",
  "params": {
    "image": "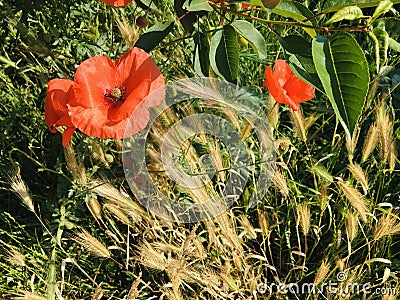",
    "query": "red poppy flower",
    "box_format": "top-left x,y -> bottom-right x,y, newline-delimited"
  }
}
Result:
263,59 -> 314,111
99,0 -> 133,6
45,79 -> 76,146
68,47 -> 164,139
